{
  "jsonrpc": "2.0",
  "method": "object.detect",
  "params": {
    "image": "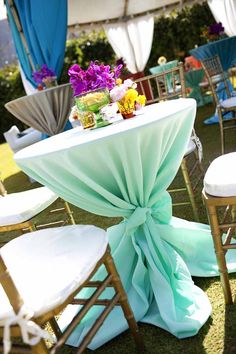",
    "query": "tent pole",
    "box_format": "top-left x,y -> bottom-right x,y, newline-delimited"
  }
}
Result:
7,0 -> 35,71
123,0 -> 129,17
